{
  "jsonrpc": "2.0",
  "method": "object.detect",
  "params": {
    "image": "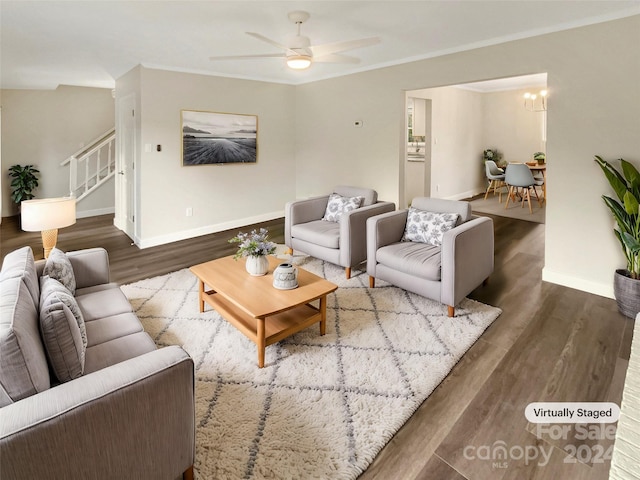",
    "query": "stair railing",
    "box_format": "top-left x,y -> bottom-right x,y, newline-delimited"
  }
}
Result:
61,128 -> 116,201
